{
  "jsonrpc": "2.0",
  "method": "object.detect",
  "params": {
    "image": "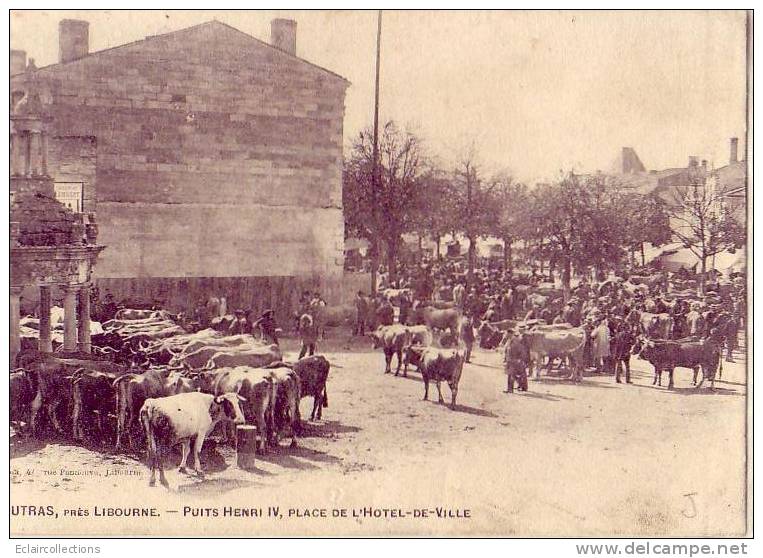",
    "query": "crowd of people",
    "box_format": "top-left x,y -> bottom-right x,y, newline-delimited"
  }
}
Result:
356,257 -> 746,378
